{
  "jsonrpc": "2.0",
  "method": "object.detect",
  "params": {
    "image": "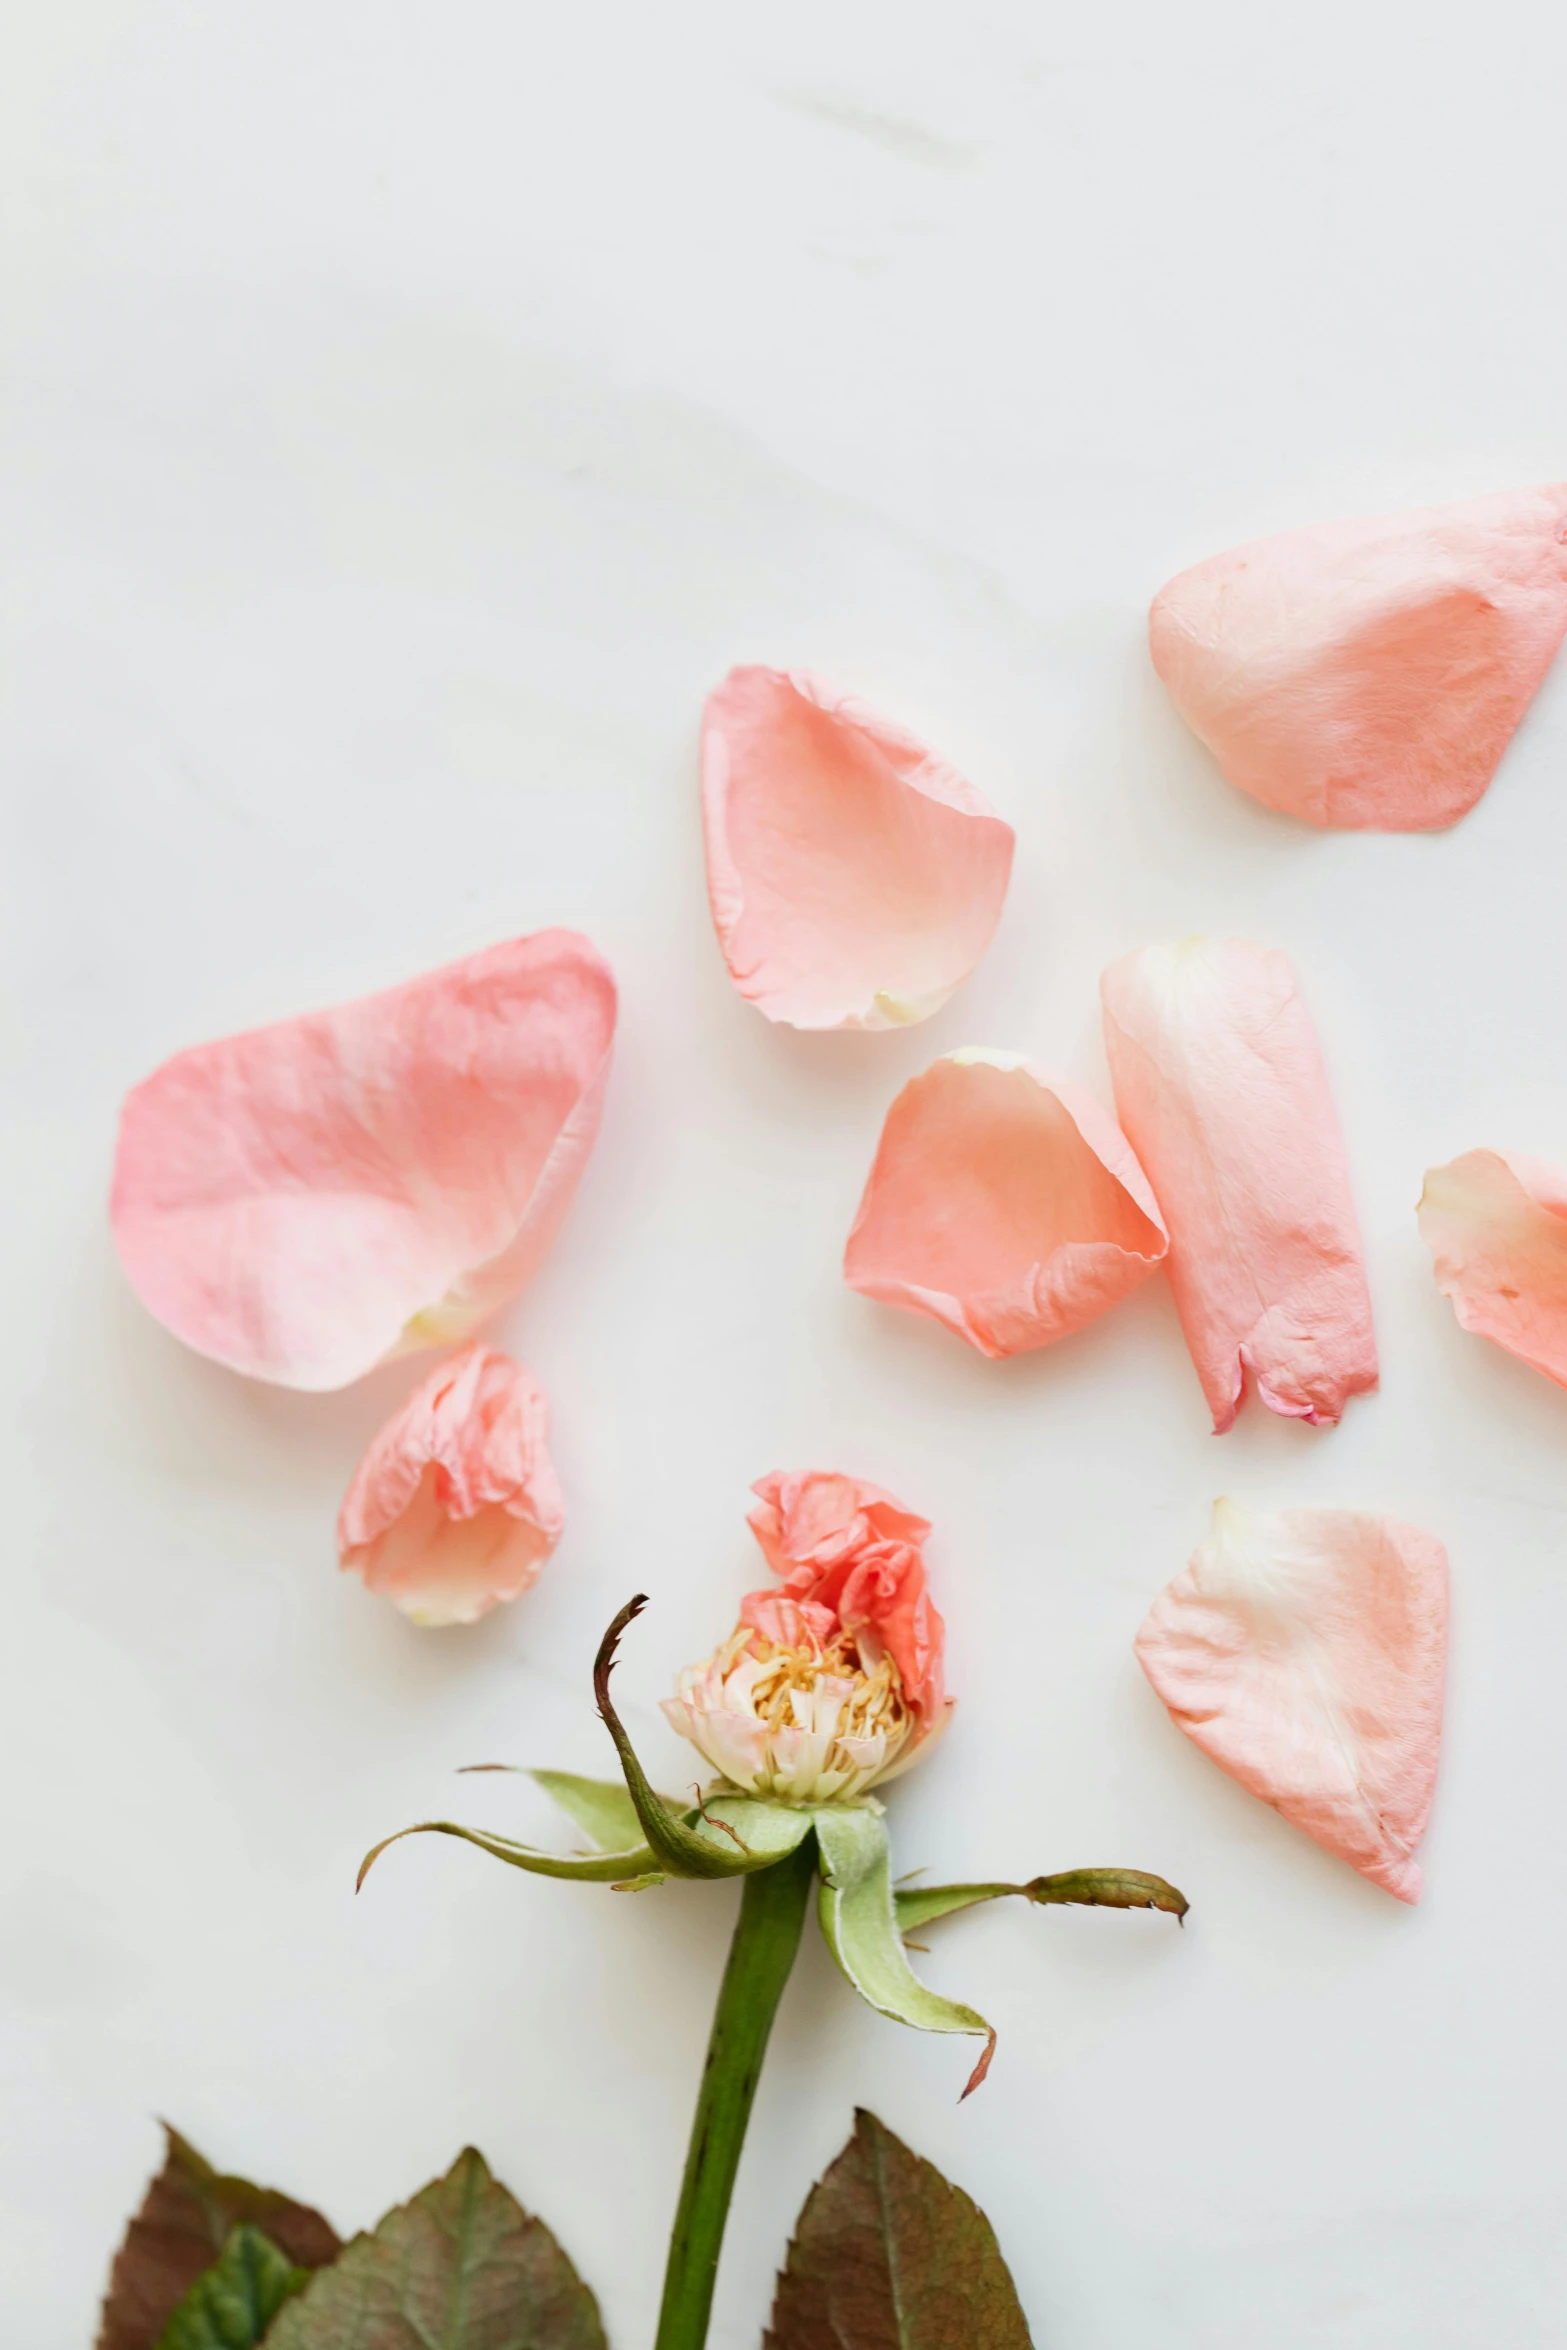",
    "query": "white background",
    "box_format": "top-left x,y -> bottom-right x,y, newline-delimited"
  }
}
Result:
4,6 -> 1567,2344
